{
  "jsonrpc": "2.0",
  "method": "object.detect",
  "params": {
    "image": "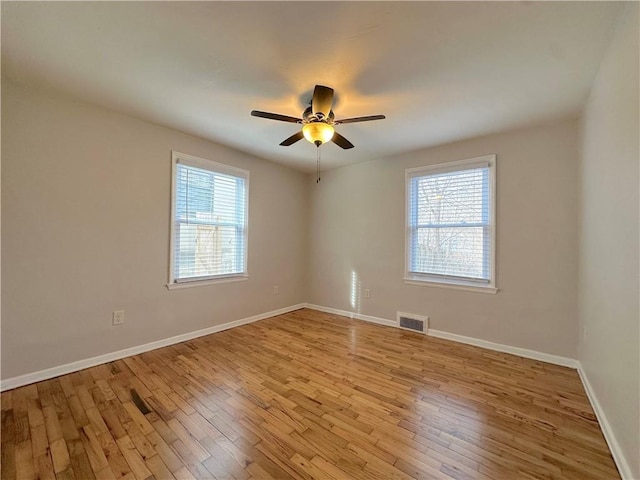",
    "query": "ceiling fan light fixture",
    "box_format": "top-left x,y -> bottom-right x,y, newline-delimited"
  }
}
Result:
251,84 -> 384,150
302,122 -> 334,146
